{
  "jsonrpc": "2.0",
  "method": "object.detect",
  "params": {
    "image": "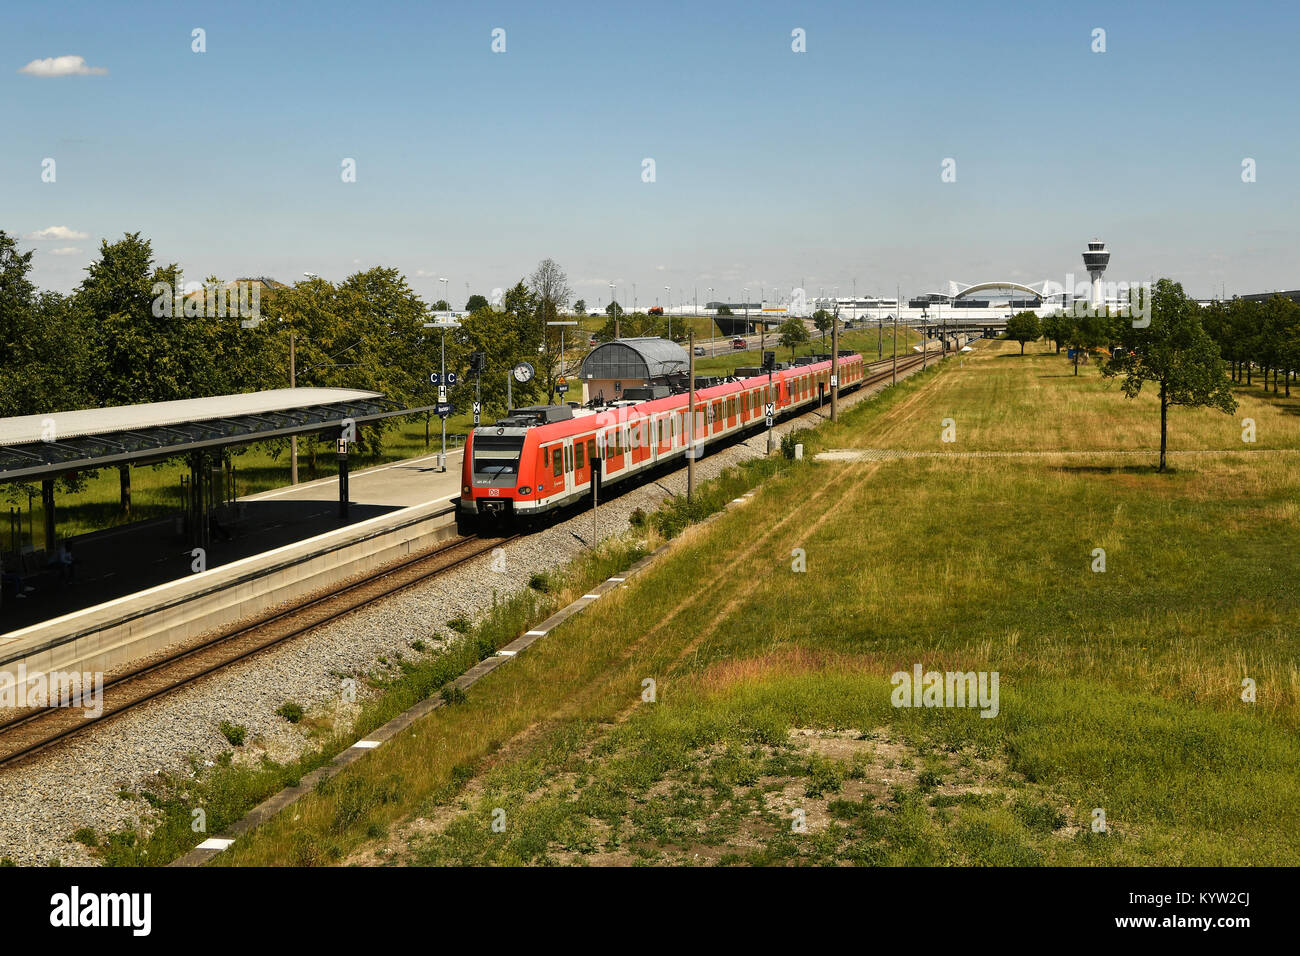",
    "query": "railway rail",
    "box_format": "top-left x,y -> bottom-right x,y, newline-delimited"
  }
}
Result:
0,344 -> 940,770
0,533 -> 516,769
